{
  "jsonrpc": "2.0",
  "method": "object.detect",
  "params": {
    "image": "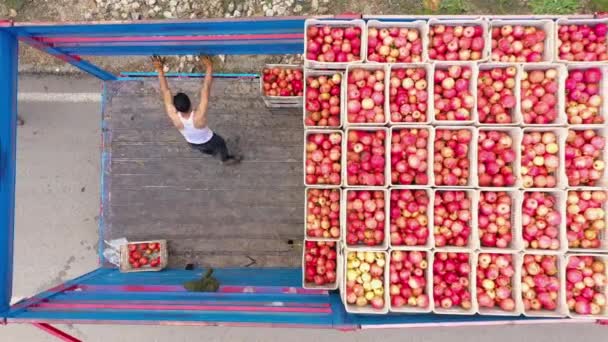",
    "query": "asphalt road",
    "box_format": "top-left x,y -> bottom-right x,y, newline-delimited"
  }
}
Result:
1,74 -> 605,341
